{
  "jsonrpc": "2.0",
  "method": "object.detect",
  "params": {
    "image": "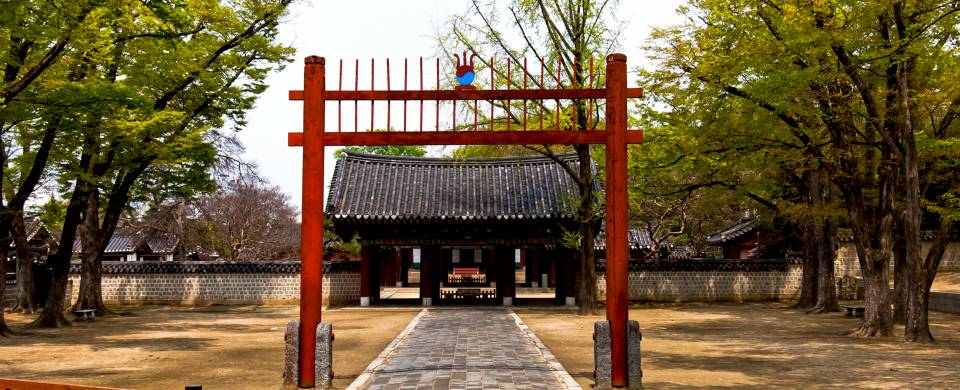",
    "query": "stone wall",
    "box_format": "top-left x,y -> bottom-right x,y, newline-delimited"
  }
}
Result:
595,260 -> 803,302
66,261 -> 359,307
834,242 -> 960,278
930,292 -> 960,314
2,281 -> 15,306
